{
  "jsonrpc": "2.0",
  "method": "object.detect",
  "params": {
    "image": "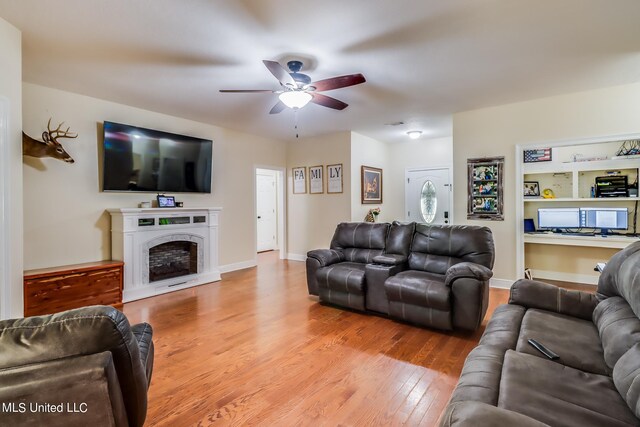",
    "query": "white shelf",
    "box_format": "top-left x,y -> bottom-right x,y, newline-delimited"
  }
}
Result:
524,197 -> 640,203
524,157 -> 640,174
524,233 -> 637,249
